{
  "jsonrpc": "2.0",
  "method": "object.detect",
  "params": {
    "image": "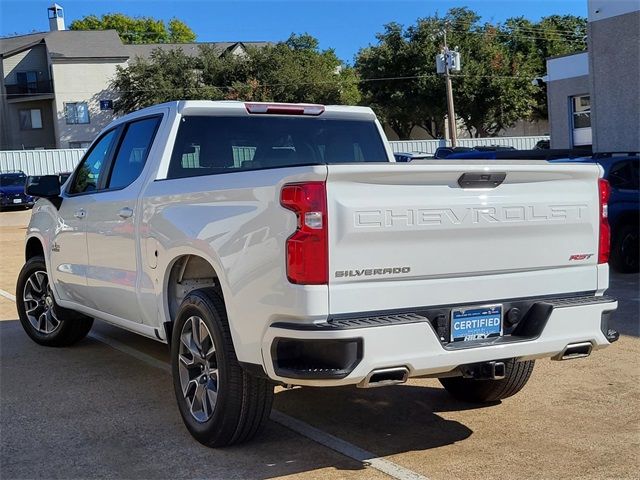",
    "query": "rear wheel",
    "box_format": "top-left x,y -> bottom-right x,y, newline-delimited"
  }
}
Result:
171,288 -> 274,447
16,256 -> 93,347
610,223 -> 639,273
439,359 -> 535,403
